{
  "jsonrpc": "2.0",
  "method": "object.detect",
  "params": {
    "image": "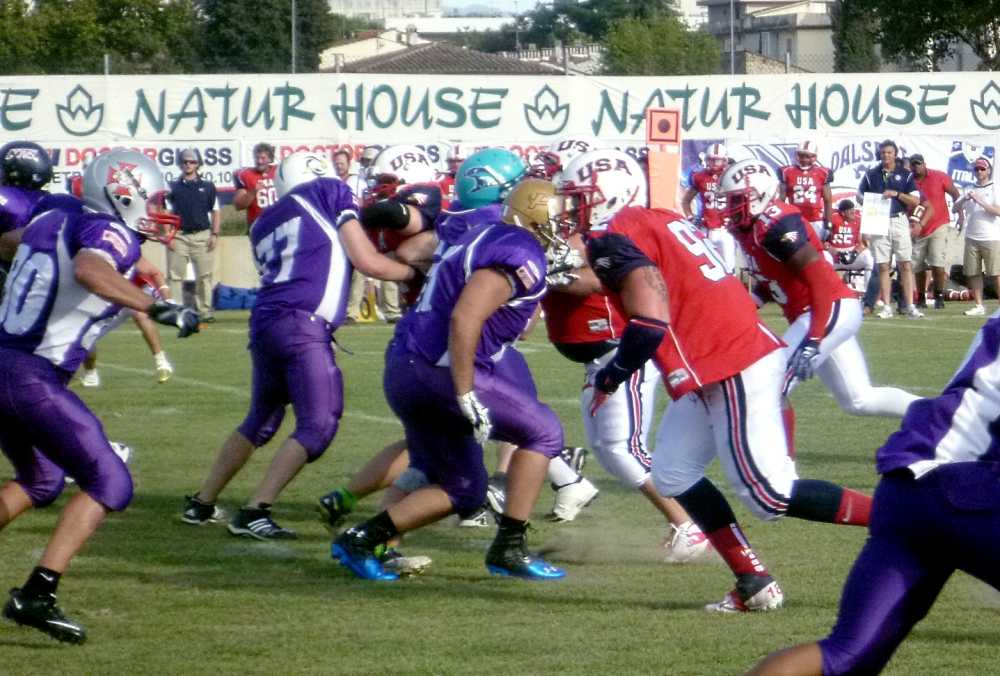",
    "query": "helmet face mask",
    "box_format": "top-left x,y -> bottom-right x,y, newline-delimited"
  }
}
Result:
705,142 -> 730,174
83,150 -> 180,244
796,151 -> 816,169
